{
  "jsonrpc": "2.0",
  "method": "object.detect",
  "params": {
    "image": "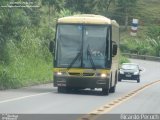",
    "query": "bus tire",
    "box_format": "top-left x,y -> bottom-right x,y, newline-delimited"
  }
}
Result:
109,86 -> 116,93
58,87 -> 66,93
110,72 -> 117,93
102,88 -> 109,95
